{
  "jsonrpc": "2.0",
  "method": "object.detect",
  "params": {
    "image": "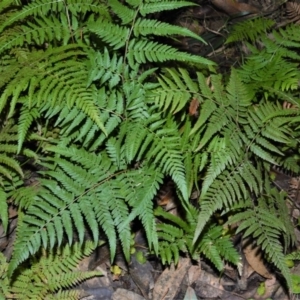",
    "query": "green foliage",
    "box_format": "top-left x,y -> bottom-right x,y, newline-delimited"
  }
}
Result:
150,18 -> 300,289
226,17 -> 275,44
0,0 -> 299,296
0,241 -> 101,300
155,205 -> 240,270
